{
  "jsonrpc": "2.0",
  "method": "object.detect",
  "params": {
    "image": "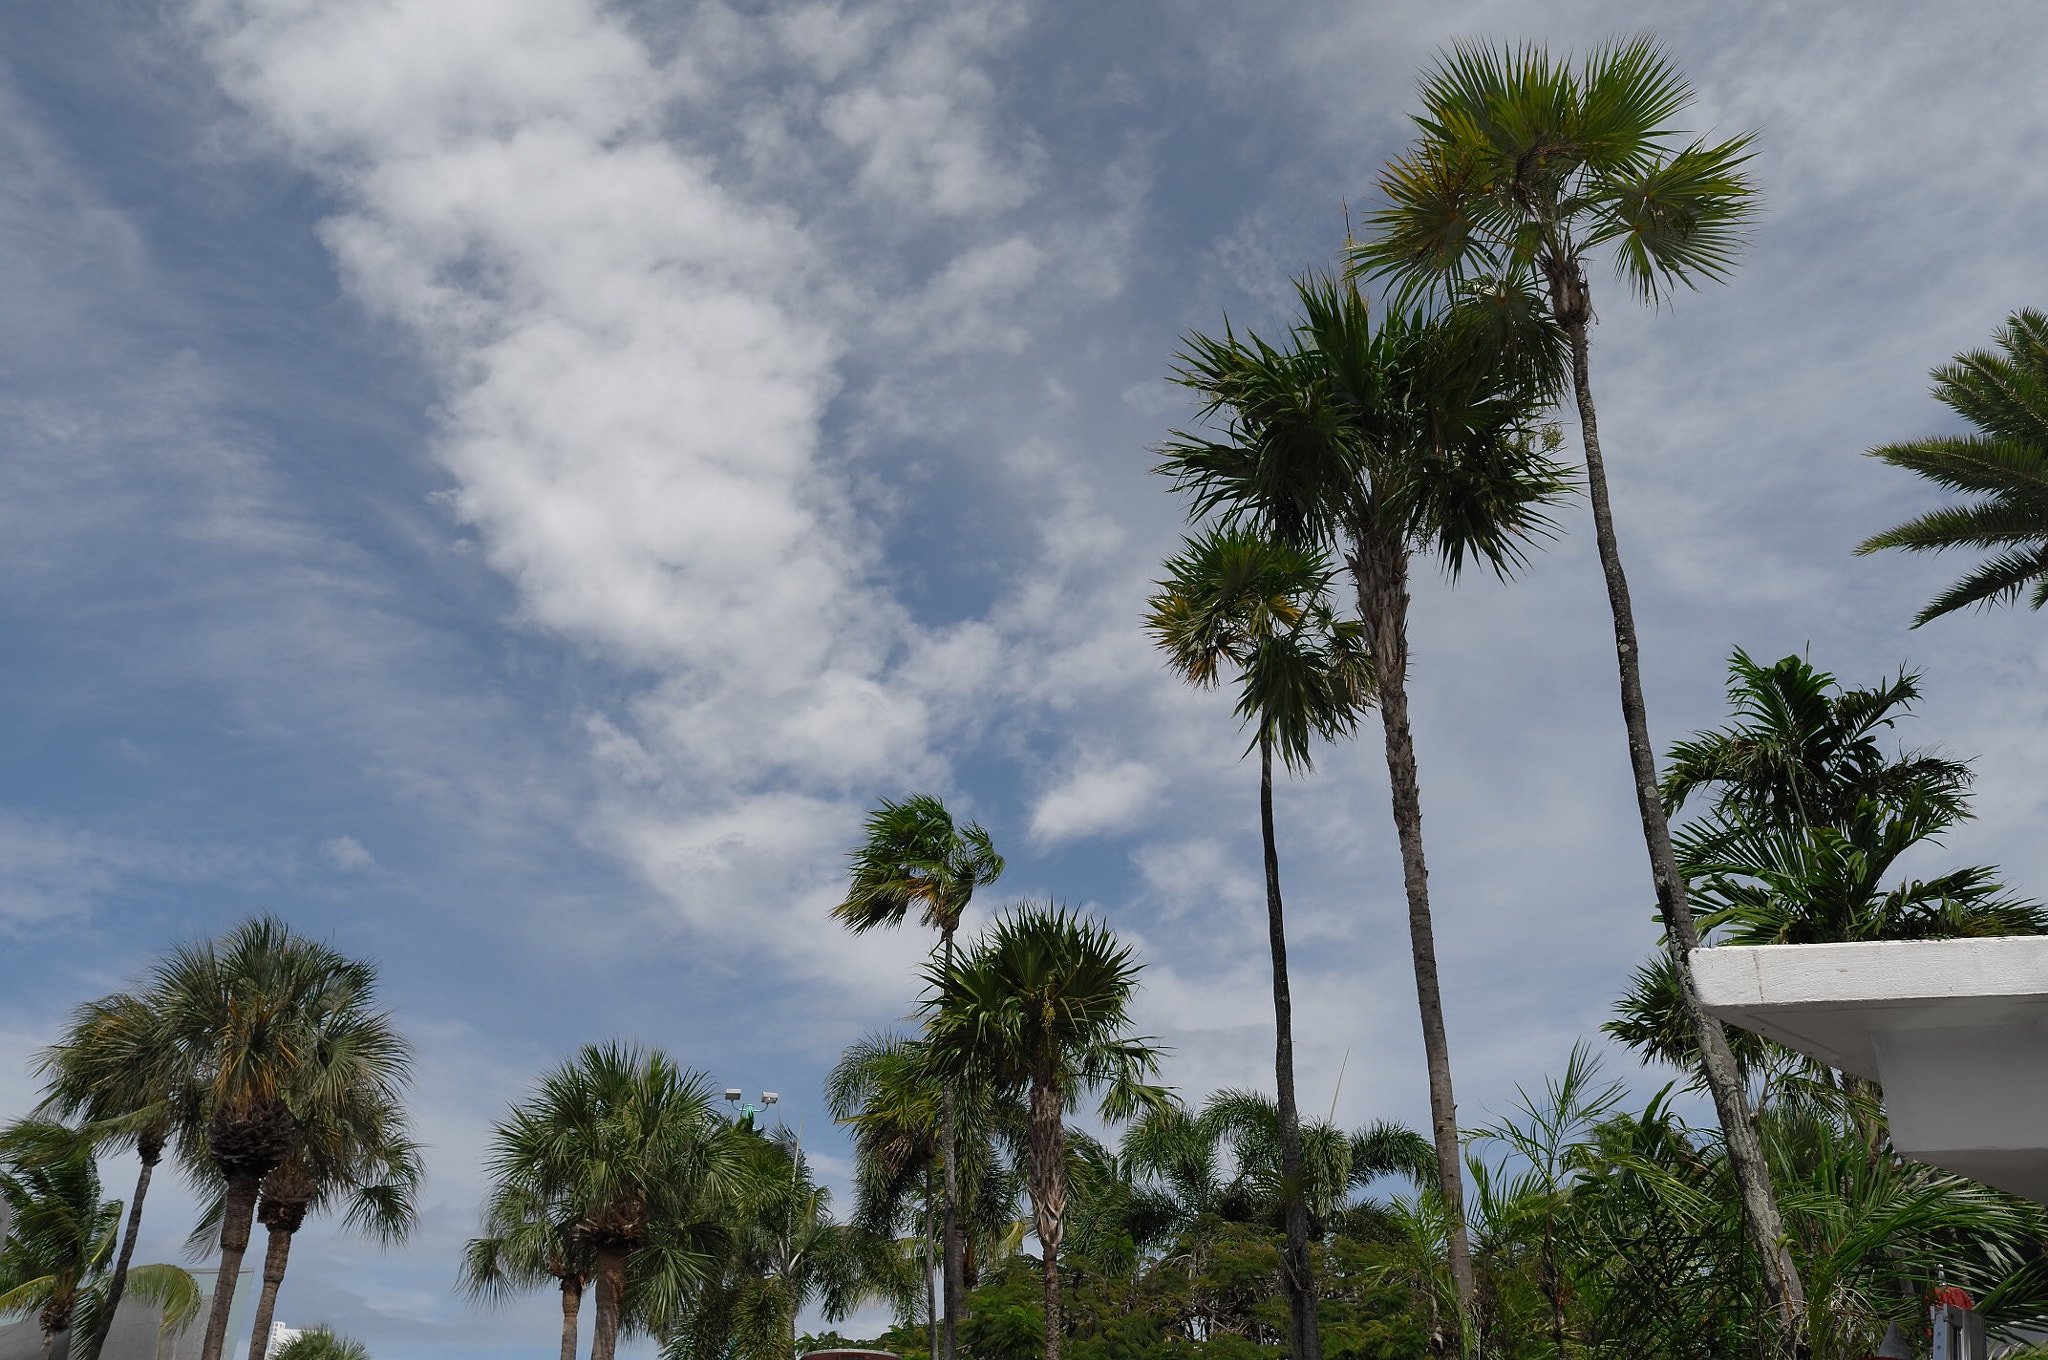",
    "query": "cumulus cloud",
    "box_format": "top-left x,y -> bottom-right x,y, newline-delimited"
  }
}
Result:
321,835 -> 376,870
1029,758 -> 1164,844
